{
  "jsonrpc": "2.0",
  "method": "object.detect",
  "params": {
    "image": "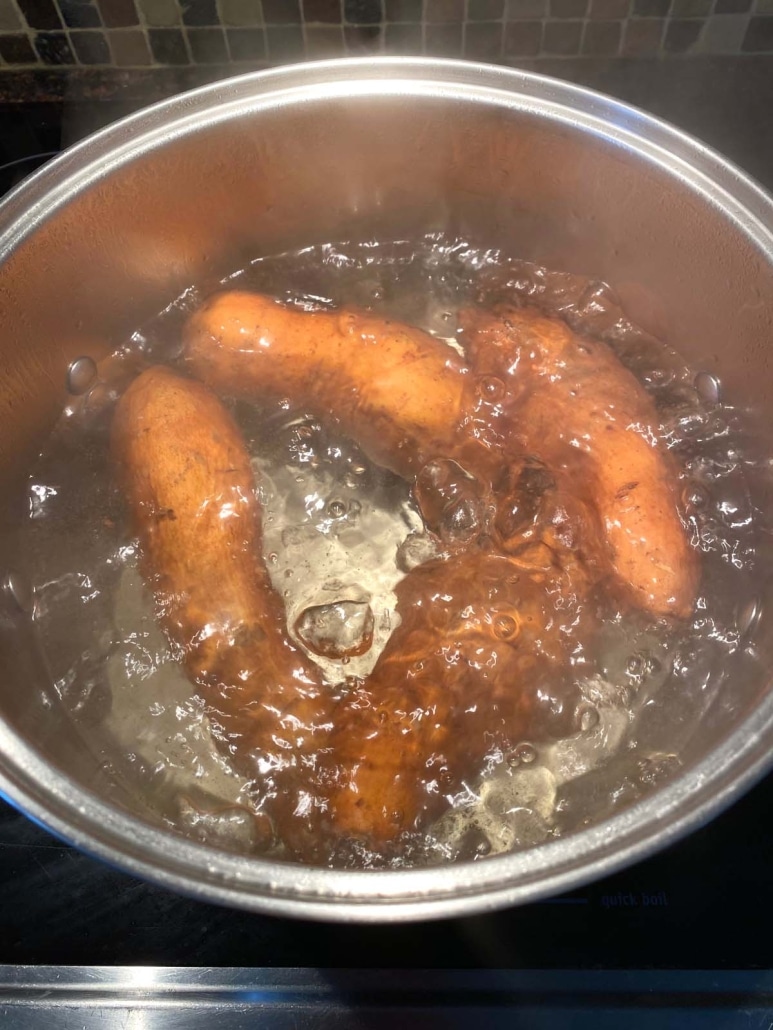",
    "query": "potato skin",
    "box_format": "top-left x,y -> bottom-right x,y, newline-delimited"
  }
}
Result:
110,366 -> 326,782
185,292 -> 697,618
183,291 -> 476,479
111,368 -> 569,860
461,305 -> 698,618
112,283 -> 700,859
309,551 -> 580,851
